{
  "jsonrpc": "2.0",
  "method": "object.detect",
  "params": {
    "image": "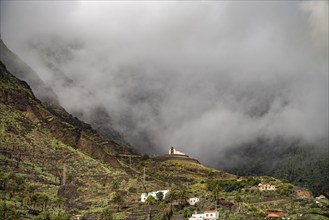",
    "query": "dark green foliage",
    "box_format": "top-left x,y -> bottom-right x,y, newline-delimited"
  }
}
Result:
156,191 -> 164,201
33,210 -> 71,220
30,193 -> 50,210
111,180 -> 120,190
112,193 -> 124,212
273,146 -> 329,196
100,207 -> 113,220
0,172 -> 26,196
0,201 -> 22,220
247,177 -> 261,186
128,187 -> 137,193
208,179 -> 245,192
145,195 -> 157,205
221,138 -> 329,195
